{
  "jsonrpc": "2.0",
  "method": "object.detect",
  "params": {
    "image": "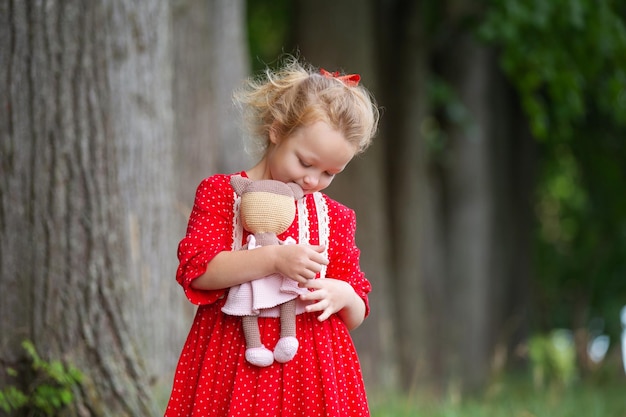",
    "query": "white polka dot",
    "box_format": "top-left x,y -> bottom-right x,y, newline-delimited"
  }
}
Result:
164,173 -> 371,416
